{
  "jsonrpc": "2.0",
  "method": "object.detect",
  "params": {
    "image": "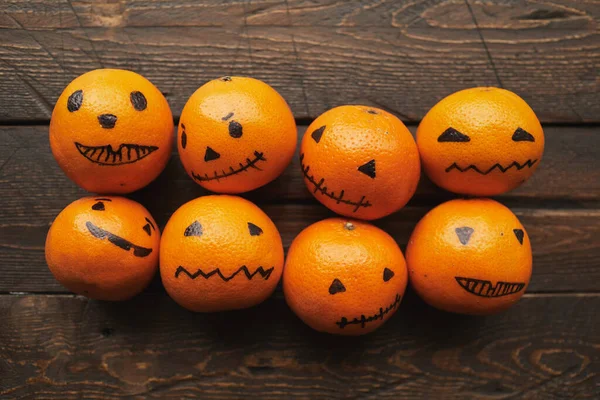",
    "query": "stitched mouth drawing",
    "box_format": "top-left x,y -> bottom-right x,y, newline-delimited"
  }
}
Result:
85,221 -> 152,257
175,265 -> 274,281
445,159 -> 537,175
300,153 -> 372,212
455,277 -> 525,298
191,151 -> 266,182
75,142 -> 158,166
335,293 -> 401,329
